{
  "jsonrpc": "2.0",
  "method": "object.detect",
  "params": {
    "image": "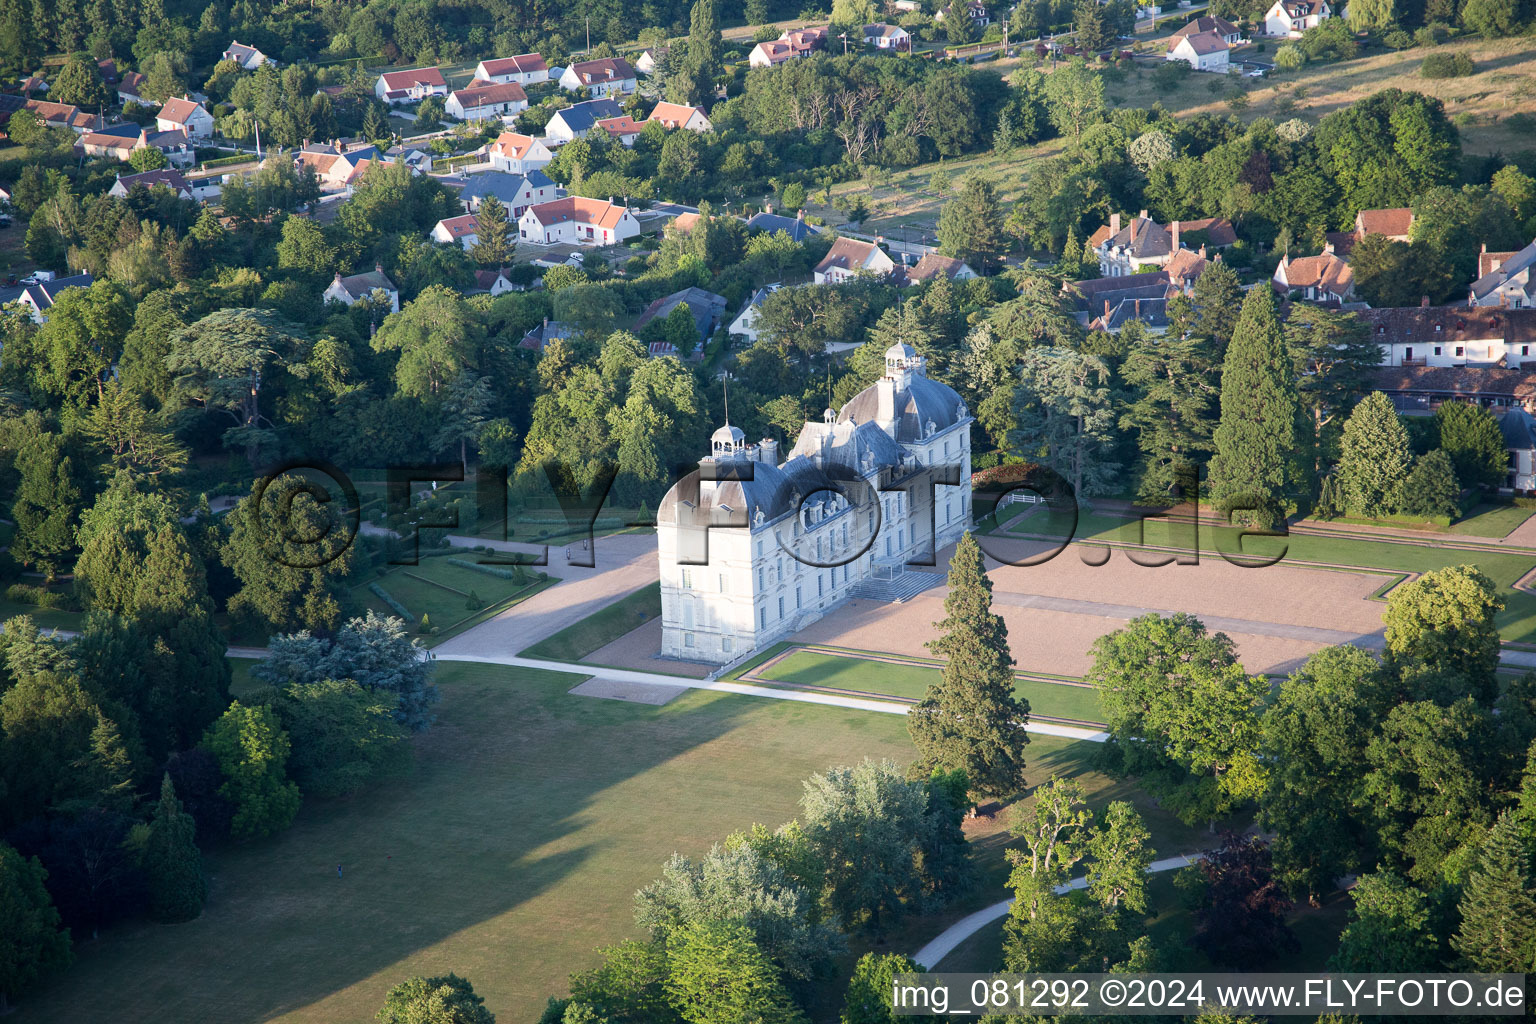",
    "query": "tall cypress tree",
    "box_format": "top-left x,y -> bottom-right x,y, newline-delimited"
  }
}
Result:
11,431 -> 80,582
144,774 -> 206,923
1452,813 -> 1536,971
1206,286 -> 1300,530
908,533 -> 1030,801
1336,391 -> 1412,518
685,0 -> 723,107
